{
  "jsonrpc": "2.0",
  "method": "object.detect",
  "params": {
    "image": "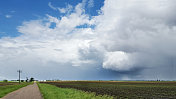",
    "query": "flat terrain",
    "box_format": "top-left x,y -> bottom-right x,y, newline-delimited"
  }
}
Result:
1,82 -> 43,99
38,83 -> 113,99
0,82 -> 30,98
42,81 -> 176,99
0,82 -> 19,86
